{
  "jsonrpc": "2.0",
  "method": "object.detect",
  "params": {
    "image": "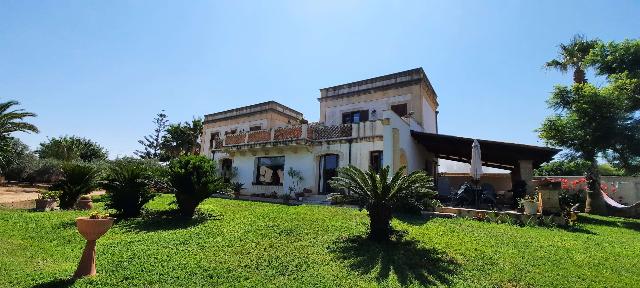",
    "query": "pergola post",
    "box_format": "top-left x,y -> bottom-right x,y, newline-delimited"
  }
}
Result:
518,160 -> 534,195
